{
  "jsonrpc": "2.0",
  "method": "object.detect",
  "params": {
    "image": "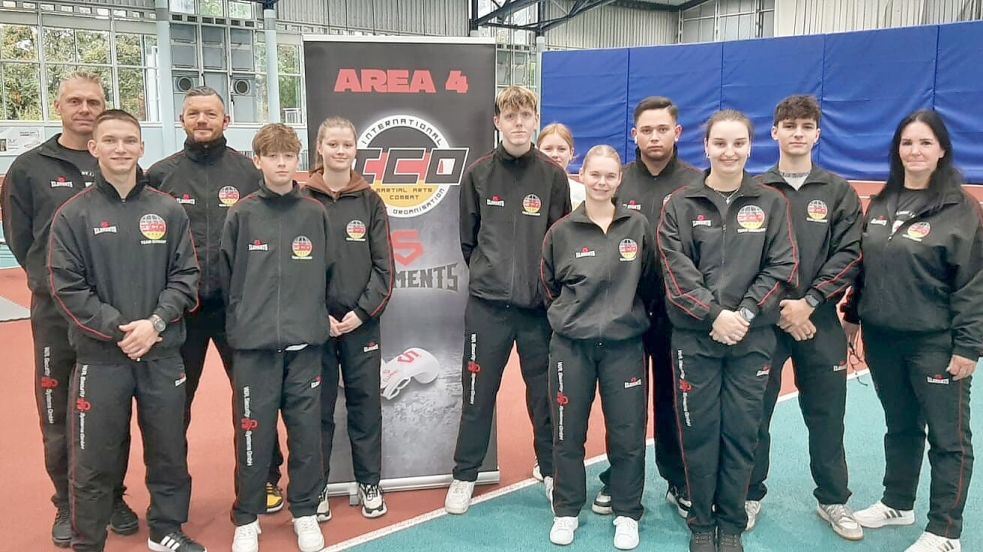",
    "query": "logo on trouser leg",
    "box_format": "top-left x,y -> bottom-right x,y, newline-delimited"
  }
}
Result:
241,386 -> 257,466
467,333 -> 479,405
677,350 -> 693,427
833,362 -> 847,372
175,372 -> 187,386
42,346 -> 57,424
311,375 -> 322,389
756,364 -> 771,377
927,374 -> 950,385
624,376 -> 642,389
556,361 -> 566,441
76,365 -> 90,450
